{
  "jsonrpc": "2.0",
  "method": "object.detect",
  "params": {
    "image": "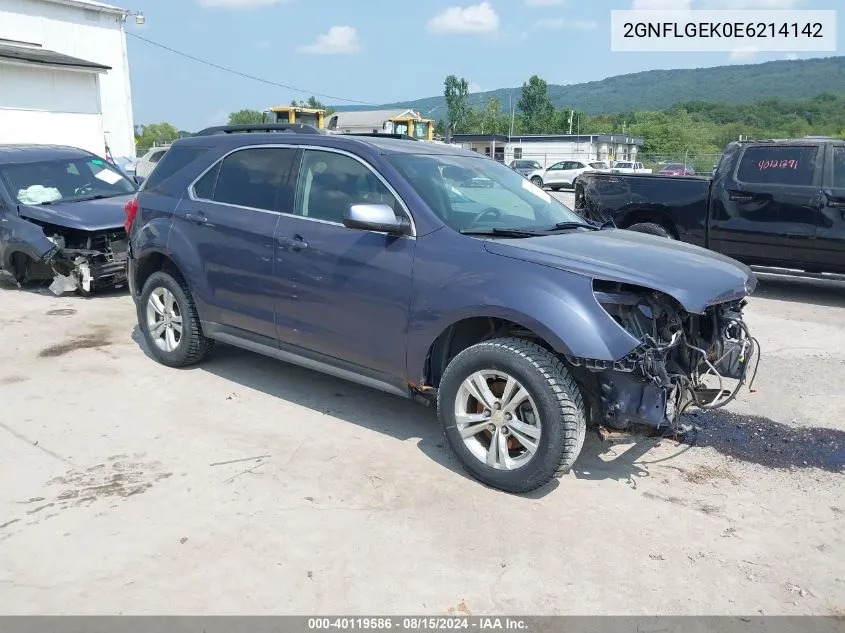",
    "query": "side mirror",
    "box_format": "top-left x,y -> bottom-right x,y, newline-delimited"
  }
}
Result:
343,204 -> 408,235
